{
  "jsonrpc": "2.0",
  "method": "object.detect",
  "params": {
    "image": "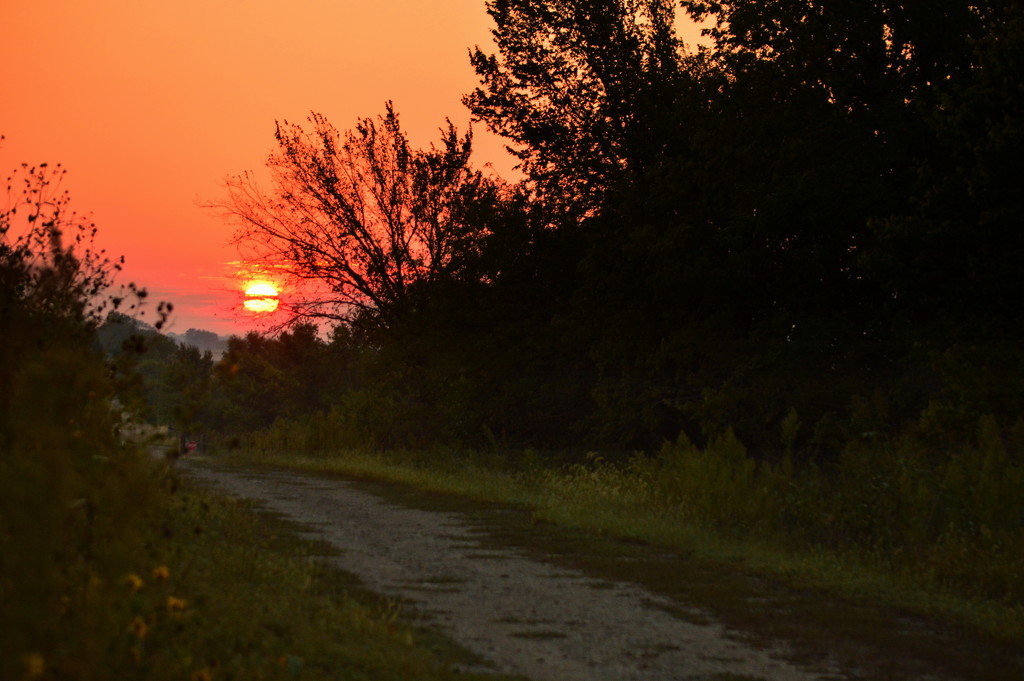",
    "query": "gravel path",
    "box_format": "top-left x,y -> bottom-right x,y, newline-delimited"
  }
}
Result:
181,460 -> 843,681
